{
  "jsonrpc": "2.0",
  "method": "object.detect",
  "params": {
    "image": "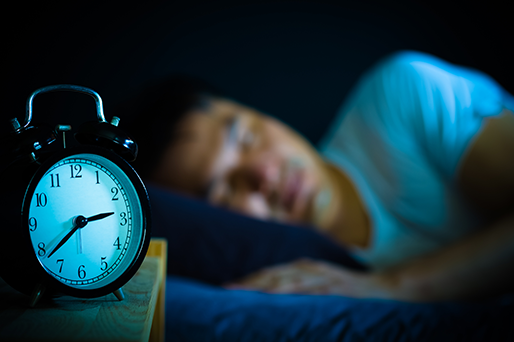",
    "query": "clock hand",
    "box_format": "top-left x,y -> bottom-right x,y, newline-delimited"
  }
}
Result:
47,222 -> 80,258
86,212 -> 115,222
78,228 -> 83,254
47,212 -> 115,258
